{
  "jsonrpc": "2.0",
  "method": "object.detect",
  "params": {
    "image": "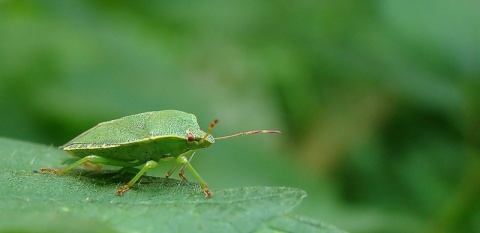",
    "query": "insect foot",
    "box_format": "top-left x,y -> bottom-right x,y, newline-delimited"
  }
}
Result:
37,167 -> 65,175
115,185 -> 131,196
203,187 -> 213,198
